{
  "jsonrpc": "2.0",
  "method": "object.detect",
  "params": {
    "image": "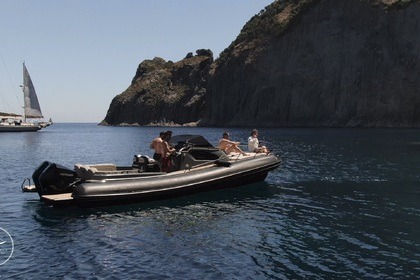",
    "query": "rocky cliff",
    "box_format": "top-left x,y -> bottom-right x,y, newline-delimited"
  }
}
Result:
101,50 -> 213,126
204,0 -> 420,127
102,0 -> 420,127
